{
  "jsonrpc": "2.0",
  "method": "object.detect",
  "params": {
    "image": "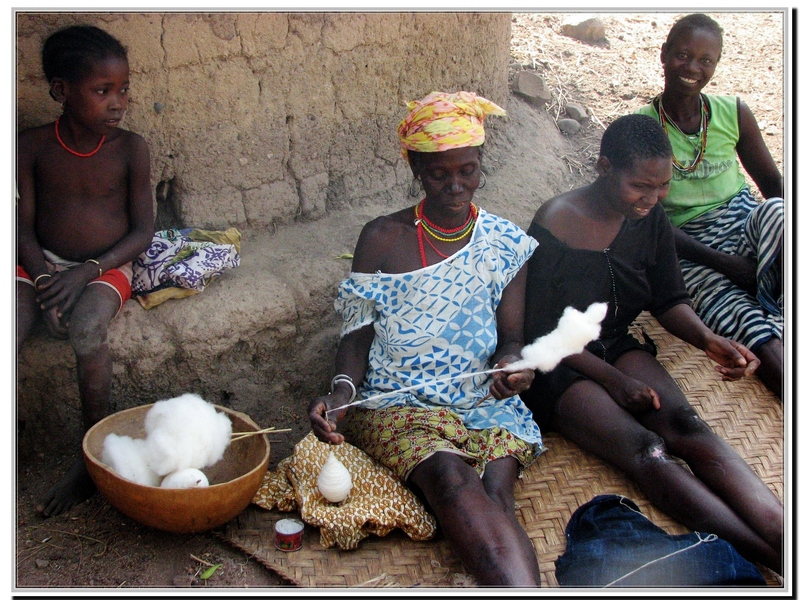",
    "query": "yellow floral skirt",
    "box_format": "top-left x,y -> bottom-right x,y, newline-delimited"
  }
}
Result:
344,405 -> 540,481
